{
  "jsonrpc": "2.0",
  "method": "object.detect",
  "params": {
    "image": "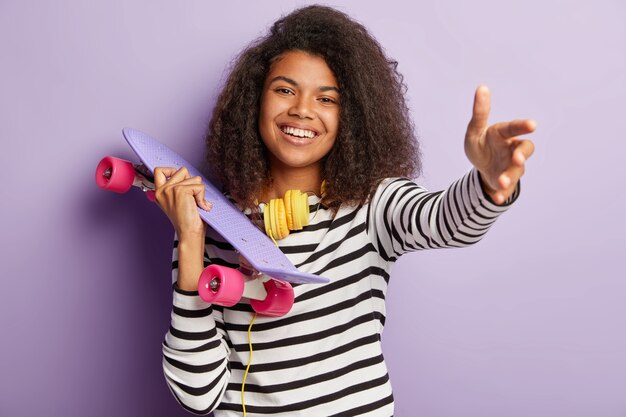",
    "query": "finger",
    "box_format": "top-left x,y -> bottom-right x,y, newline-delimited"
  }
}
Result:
511,139 -> 535,166
488,138 -> 533,202
193,184 -> 212,212
494,119 -> 536,140
493,178 -> 521,205
176,183 -> 212,211
155,172 -> 202,206
173,175 -> 203,187
498,161 -> 525,191
167,166 -> 192,184
154,167 -> 178,188
467,85 -> 491,137
490,177 -> 519,205
492,188 -> 514,205
491,192 -> 506,206
156,166 -> 194,190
